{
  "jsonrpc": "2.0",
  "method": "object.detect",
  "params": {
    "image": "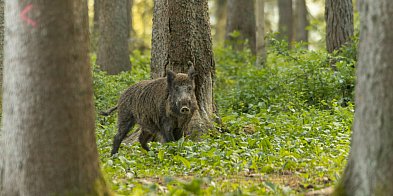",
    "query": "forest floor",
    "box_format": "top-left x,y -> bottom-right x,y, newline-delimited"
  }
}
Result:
94,44 -> 355,195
